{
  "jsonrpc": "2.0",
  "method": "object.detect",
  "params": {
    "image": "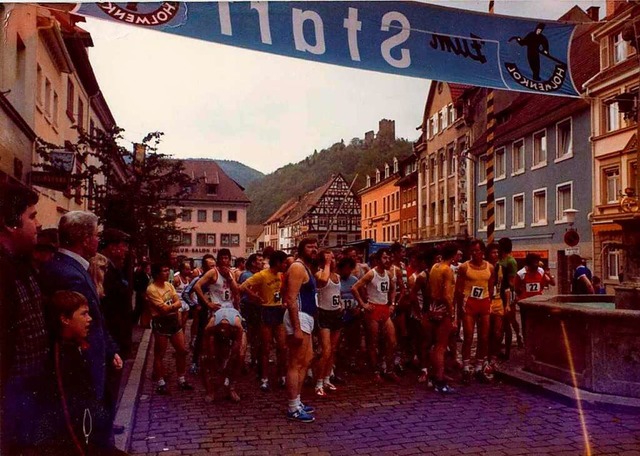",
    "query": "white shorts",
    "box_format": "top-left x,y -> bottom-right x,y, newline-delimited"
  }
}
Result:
213,308 -> 242,326
283,309 -> 315,335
